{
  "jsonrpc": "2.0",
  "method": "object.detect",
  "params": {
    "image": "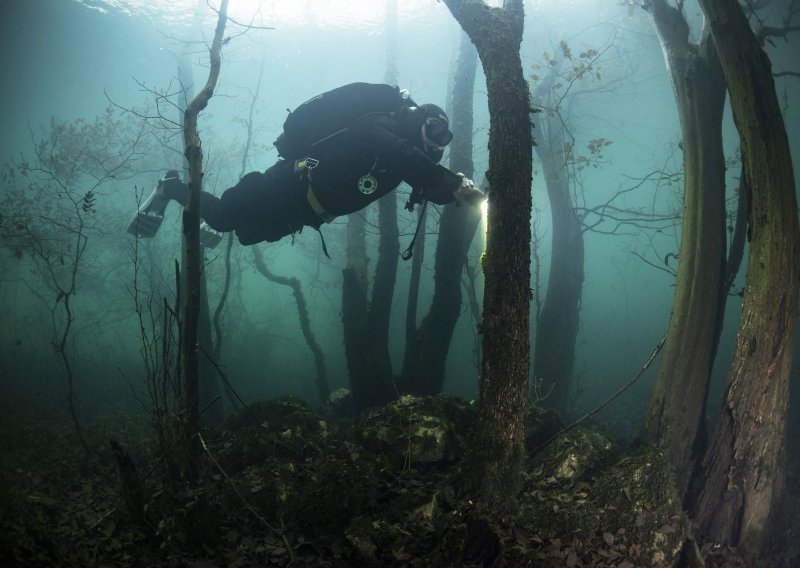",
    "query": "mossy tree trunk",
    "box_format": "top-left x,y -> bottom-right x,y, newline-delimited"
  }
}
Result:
399,31 -> 481,396
443,0 -> 532,513
179,0 -> 228,477
639,0 -> 728,498
691,0 -> 800,556
530,76 -> 584,414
